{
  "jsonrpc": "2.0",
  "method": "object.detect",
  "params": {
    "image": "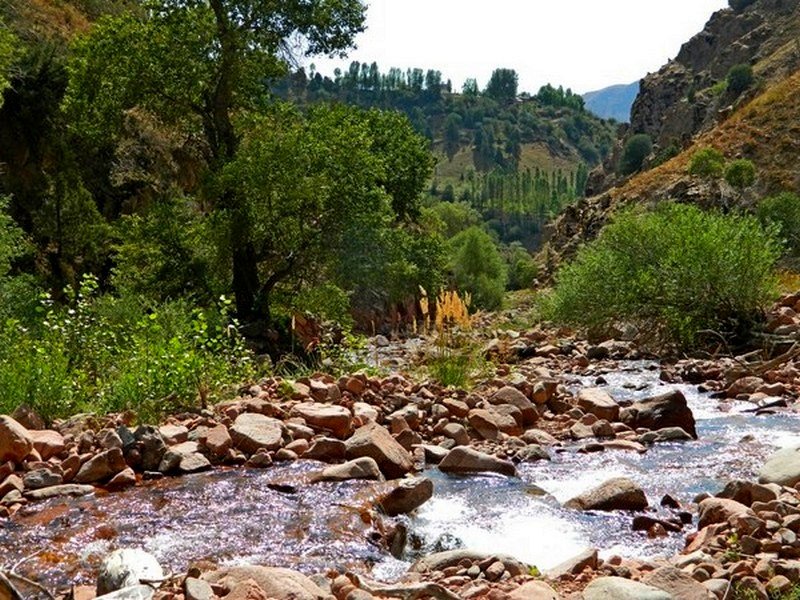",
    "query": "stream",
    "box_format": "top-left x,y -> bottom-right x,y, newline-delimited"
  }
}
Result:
2,362 -> 799,587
